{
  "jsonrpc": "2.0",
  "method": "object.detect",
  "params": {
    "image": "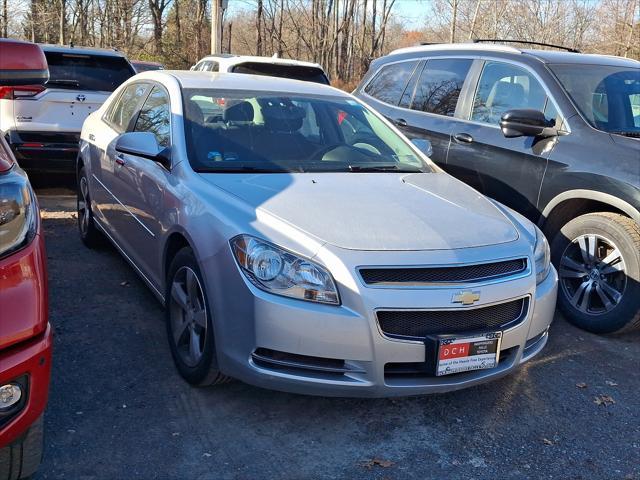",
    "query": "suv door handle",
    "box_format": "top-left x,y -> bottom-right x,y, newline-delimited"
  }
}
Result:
454,133 -> 474,144
115,153 -> 126,166
395,118 -> 408,127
